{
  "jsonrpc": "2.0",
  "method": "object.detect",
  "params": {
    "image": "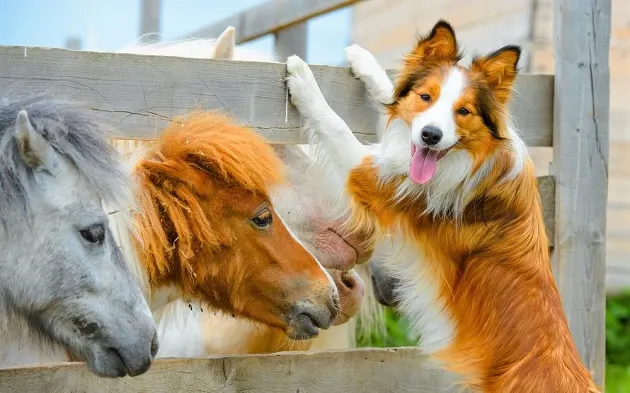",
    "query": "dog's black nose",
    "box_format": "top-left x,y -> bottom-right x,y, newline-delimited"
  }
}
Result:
421,125 -> 443,146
